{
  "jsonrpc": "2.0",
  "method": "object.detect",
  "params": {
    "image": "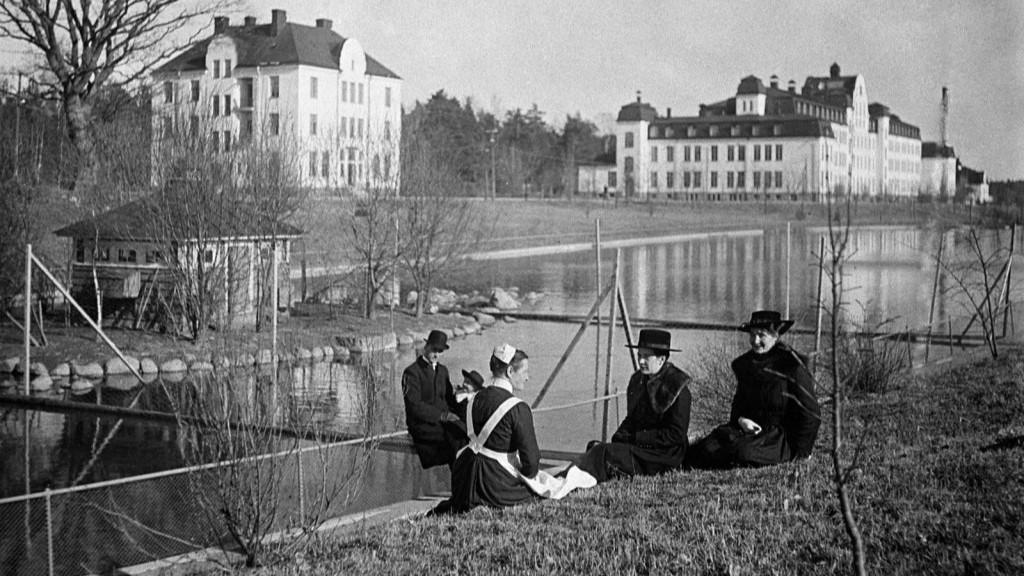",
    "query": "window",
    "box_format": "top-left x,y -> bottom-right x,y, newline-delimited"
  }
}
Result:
764,170 -> 772,189
738,145 -> 746,162
625,132 -> 634,148
189,115 -> 198,136
240,113 -> 253,141
240,78 -> 254,108
223,131 -> 231,153
146,250 -> 162,264
609,171 -> 617,187
754,145 -> 761,161
693,171 -> 702,188
357,118 -> 364,138
322,151 -> 330,179
310,114 -> 318,136
310,151 -> 318,177
683,171 -> 691,188
710,172 -> 718,188
727,171 -> 735,188
711,145 -> 718,162
212,95 -> 220,116
666,146 -> 674,162
212,131 -> 220,152
384,120 -> 392,142
342,81 -> 348,103
270,76 -> 280,98
341,117 -> 348,139
75,241 -> 84,263
775,171 -> 783,188
224,59 -> 232,78
624,157 -> 634,172
650,172 -> 658,188
776,144 -> 783,161
310,76 -> 318,99
694,146 -> 702,162
223,95 -> 231,116
737,171 -> 746,188
765,145 -> 773,161
358,83 -> 364,104
191,80 -> 200,102
683,146 -> 691,162
385,86 -> 392,107
347,148 -> 357,185
666,172 -> 674,189
753,171 -> 761,188
651,146 -> 658,162
349,117 -> 356,138
163,81 -> 174,104
727,145 -> 734,162
270,113 -> 280,136
213,60 -> 220,78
